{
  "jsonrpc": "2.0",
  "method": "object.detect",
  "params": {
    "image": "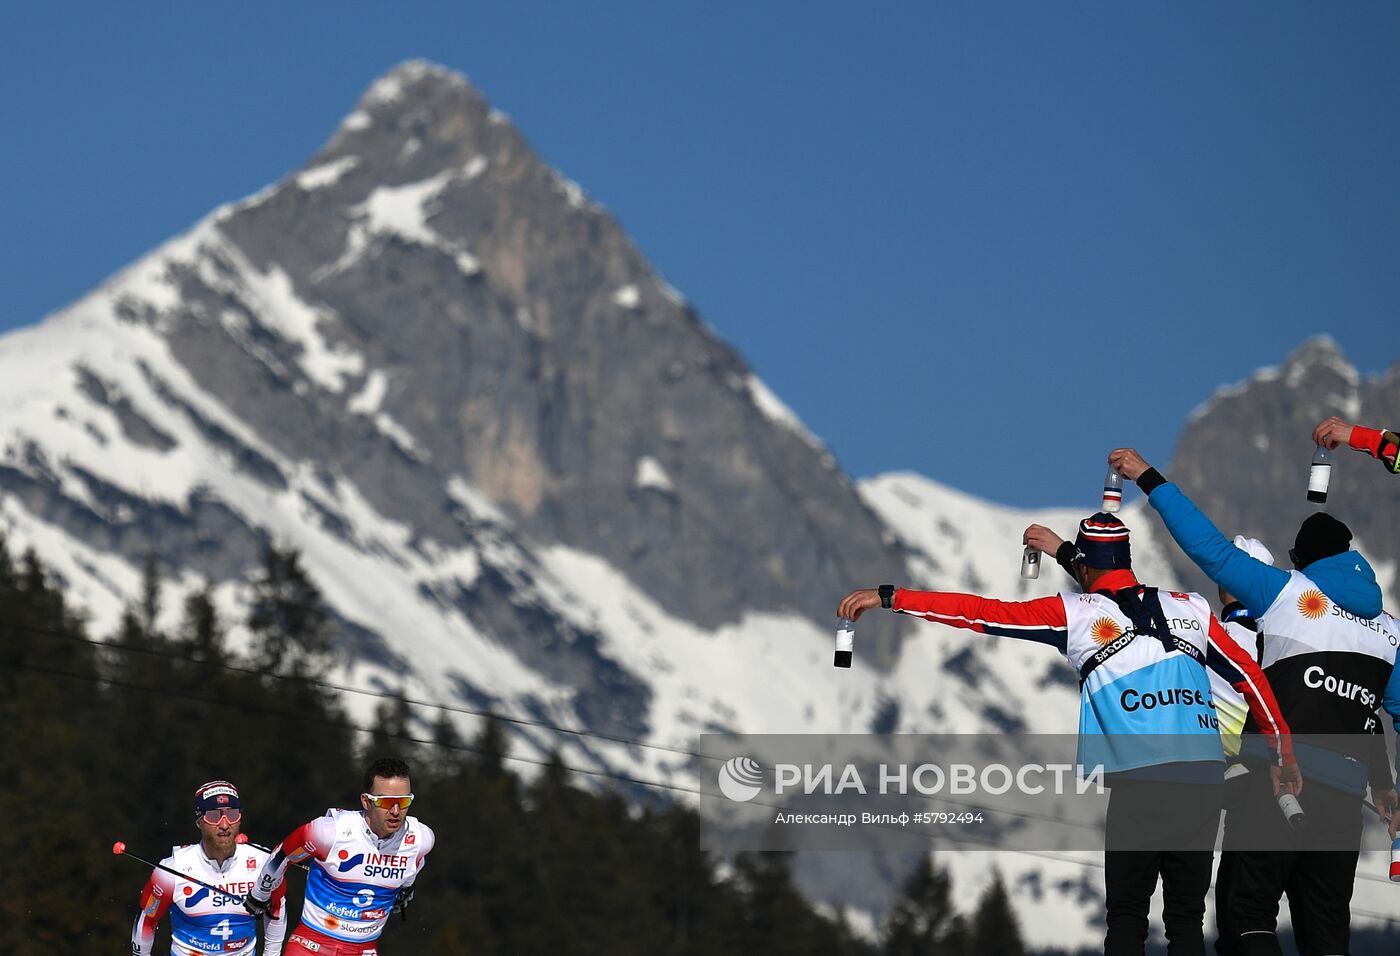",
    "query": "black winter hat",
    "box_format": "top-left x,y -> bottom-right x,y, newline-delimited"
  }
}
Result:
1290,512 -> 1352,570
